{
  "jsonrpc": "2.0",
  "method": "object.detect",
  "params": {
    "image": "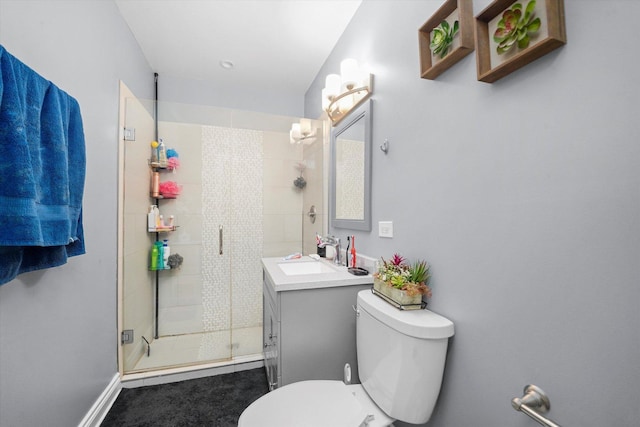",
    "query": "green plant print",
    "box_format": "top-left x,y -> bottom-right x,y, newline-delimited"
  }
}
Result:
493,0 -> 542,54
430,20 -> 460,59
